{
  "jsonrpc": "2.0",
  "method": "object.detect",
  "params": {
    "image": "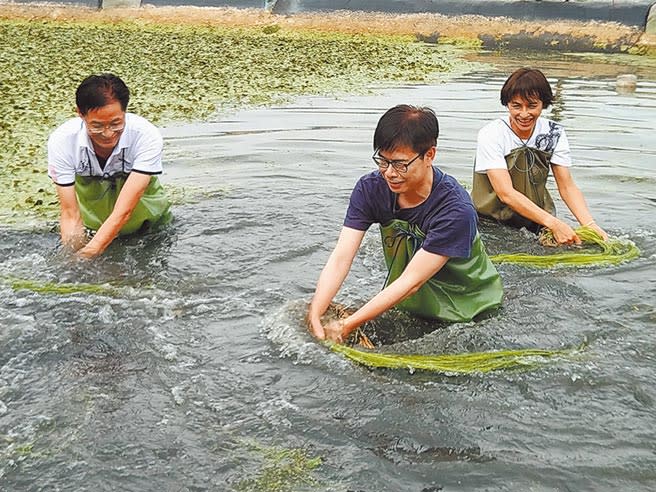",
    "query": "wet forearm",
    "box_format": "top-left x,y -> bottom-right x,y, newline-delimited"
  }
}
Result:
558,183 -> 594,225
77,173 -> 151,258
340,249 -> 447,339
78,208 -> 131,257
60,214 -> 86,251
498,188 -> 558,229
340,280 -> 418,338
308,253 -> 353,322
